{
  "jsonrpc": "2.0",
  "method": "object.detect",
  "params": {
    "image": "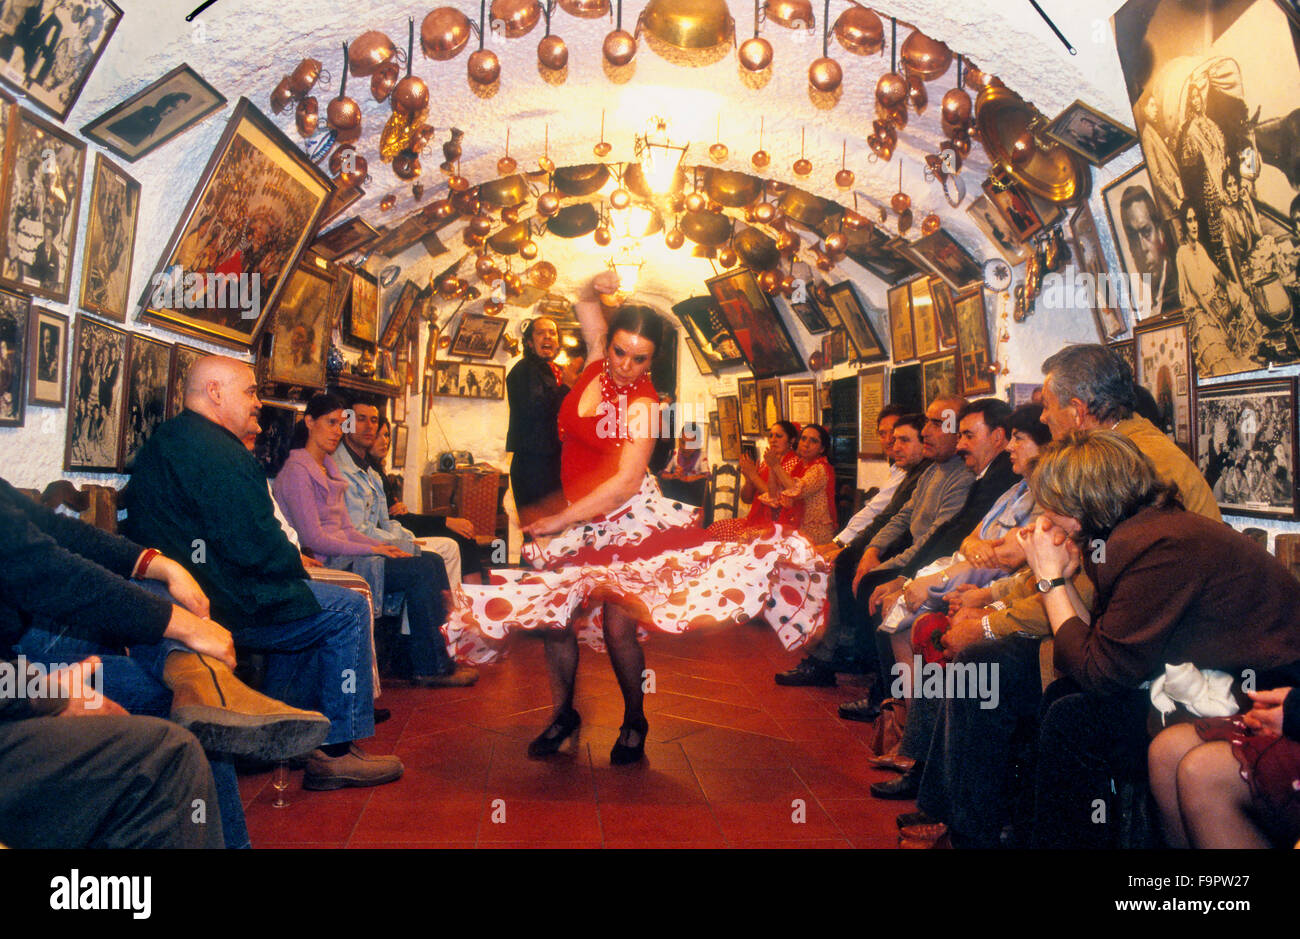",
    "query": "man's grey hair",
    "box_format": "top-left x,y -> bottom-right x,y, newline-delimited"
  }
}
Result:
1041,344 -> 1136,424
